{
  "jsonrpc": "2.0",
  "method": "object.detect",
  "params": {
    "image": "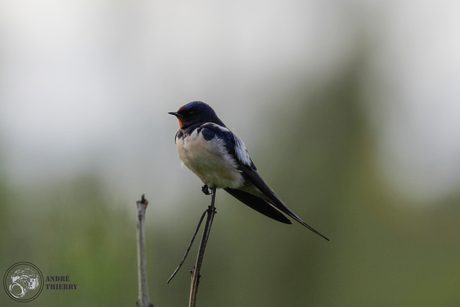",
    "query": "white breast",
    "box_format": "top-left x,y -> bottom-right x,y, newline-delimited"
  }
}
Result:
176,129 -> 244,189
